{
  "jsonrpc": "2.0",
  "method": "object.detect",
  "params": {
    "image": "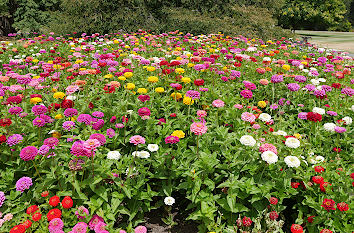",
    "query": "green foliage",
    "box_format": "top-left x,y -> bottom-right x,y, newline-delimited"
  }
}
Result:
279,0 -> 352,31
